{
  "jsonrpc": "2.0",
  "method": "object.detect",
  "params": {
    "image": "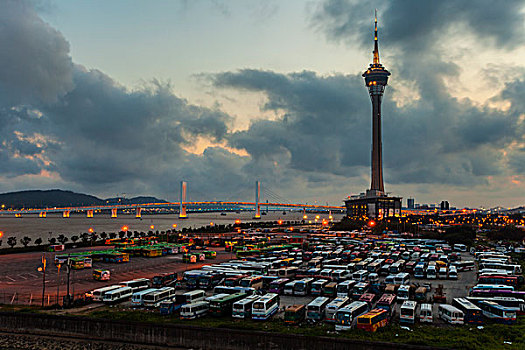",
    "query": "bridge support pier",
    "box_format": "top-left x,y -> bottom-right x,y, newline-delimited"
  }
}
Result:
179,181 -> 187,219
87,210 -> 94,218
253,181 -> 261,219
135,207 -> 142,219
39,212 -> 46,218
62,211 -> 70,218
15,213 -> 21,218
111,208 -> 117,218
